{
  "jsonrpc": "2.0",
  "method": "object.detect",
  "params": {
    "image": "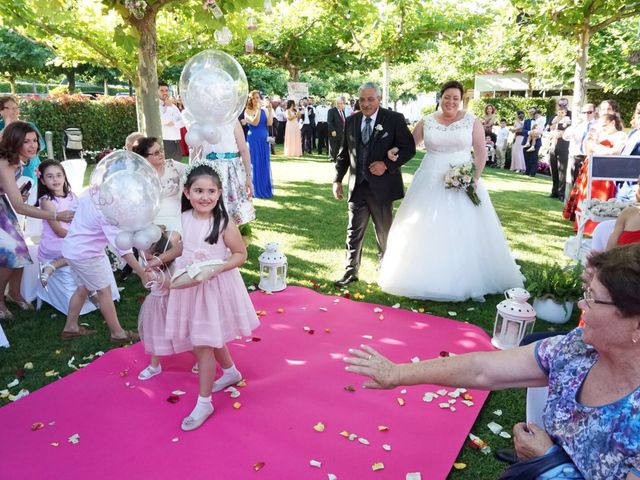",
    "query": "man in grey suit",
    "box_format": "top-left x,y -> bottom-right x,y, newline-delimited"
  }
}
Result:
332,83 -> 416,287
327,97 -> 346,162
